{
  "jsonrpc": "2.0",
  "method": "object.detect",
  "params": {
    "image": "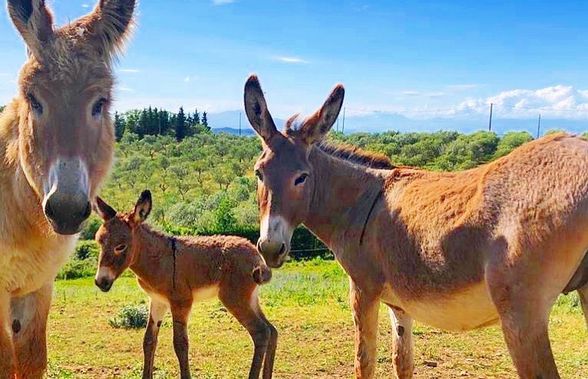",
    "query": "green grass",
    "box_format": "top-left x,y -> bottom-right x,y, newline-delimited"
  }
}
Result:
47,260 -> 587,378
